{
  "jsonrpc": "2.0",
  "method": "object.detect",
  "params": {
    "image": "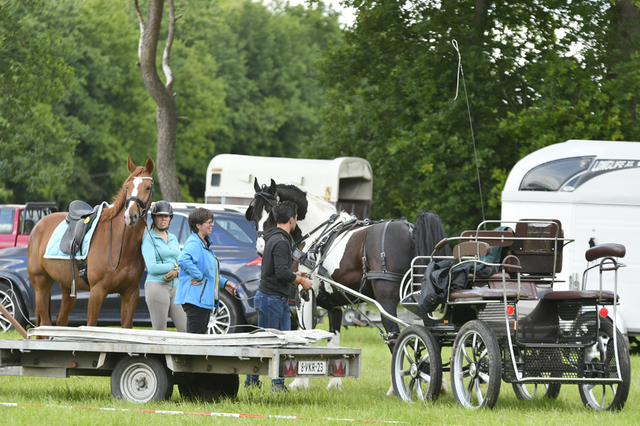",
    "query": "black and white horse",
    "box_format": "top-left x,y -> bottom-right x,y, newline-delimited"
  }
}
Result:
245,179 -> 448,390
